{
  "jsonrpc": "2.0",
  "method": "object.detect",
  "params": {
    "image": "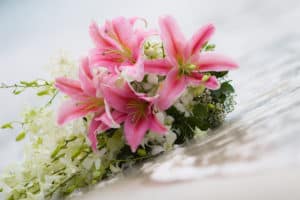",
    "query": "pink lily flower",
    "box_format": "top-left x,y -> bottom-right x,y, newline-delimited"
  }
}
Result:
55,57 -> 105,124
55,57 -> 112,150
100,78 -> 168,152
153,16 -> 238,110
89,17 -> 154,81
